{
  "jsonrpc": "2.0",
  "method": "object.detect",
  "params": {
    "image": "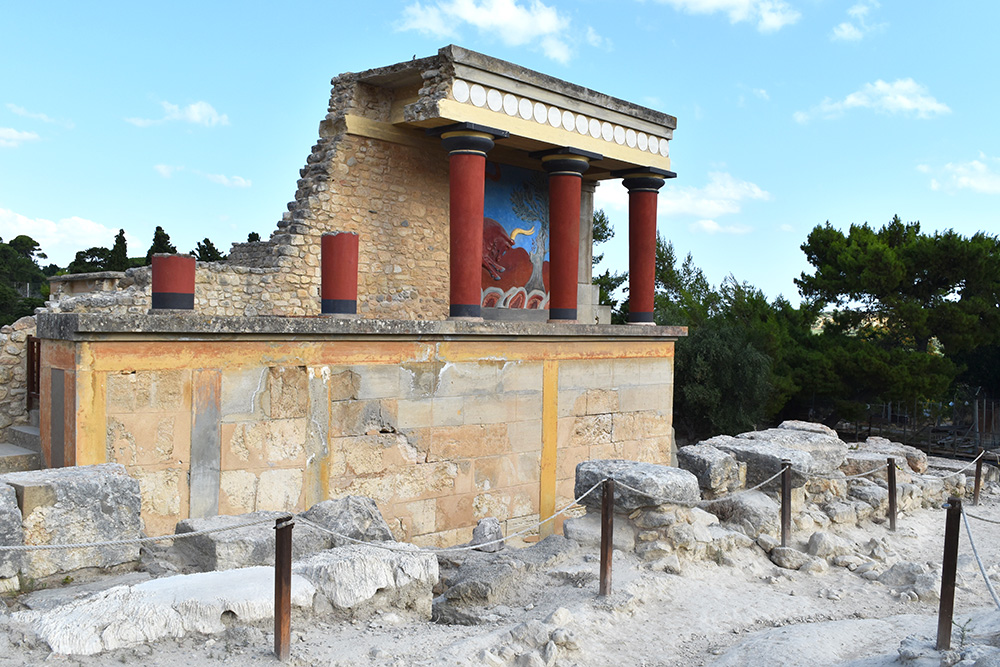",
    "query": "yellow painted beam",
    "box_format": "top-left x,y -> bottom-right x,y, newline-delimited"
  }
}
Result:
539,360 -> 558,539
75,369 -> 106,466
437,339 -> 675,363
